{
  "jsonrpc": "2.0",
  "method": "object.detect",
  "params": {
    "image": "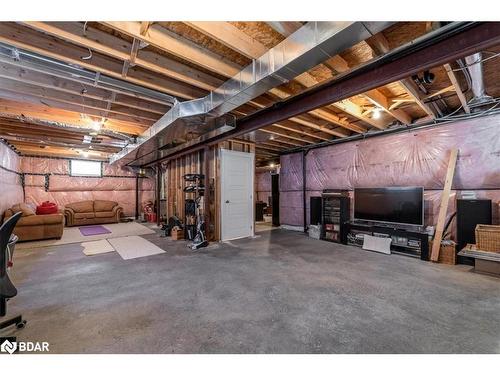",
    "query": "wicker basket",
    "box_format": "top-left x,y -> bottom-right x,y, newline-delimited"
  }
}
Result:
475,224 -> 500,252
